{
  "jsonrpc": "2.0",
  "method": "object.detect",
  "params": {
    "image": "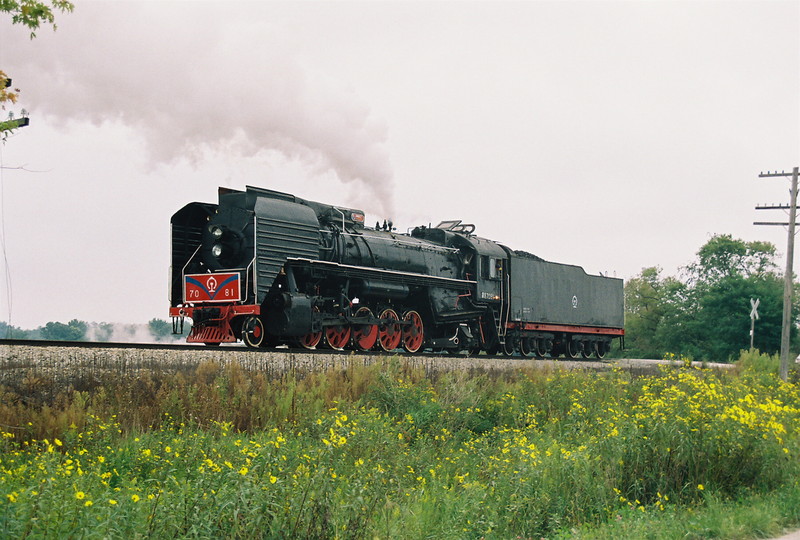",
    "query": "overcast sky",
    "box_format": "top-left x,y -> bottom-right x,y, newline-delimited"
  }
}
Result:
0,0 -> 798,330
